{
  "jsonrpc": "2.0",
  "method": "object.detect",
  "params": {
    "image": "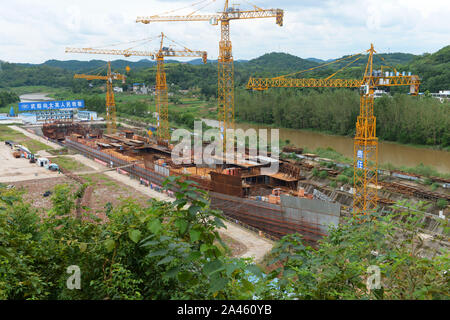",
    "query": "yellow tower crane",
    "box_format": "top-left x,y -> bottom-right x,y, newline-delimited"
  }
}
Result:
73,62 -> 126,134
246,44 -> 420,217
66,34 -> 207,144
136,0 -> 283,147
